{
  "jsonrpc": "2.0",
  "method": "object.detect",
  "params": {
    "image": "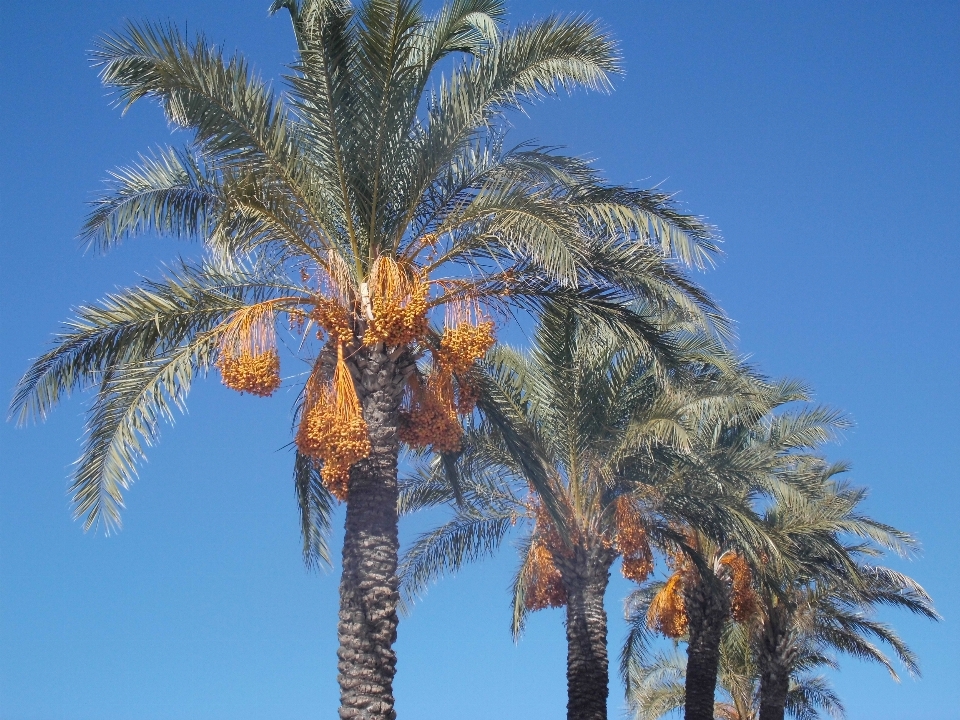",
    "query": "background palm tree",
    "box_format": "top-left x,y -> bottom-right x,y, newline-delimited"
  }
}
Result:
9,2 -> 723,718
626,396 -> 847,720
623,464 -> 937,720
624,626 -> 843,720
750,464 -> 939,720
399,306 -> 762,720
